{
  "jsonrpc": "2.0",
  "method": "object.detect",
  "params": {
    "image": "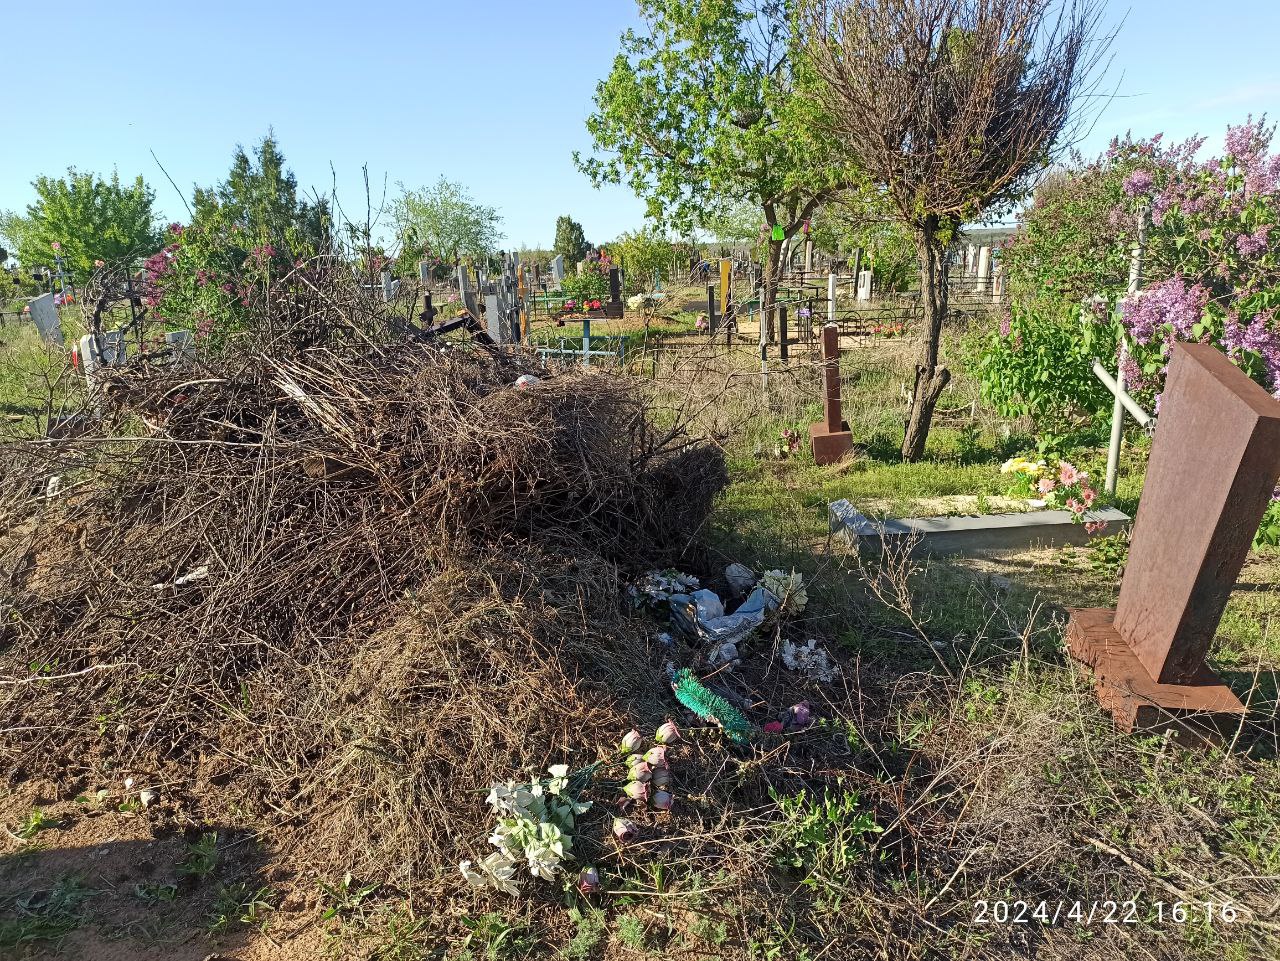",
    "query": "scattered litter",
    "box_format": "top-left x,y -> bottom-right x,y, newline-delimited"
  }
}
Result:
724,562 -> 756,595
760,569 -> 807,614
669,586 -> 776,648
781,638 -> 839,684
707,639 -> 739,670
150,566 -> 210,592
632,570 -> 701,610
514,374 -> 542,389
139,788 -> 158,808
